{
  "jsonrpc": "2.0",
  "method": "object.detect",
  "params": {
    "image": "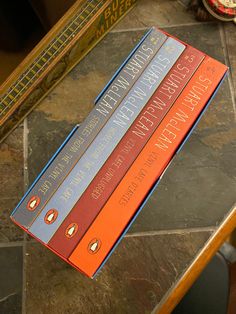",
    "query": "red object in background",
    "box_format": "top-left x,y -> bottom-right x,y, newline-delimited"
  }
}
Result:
203,0 -> 236,21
